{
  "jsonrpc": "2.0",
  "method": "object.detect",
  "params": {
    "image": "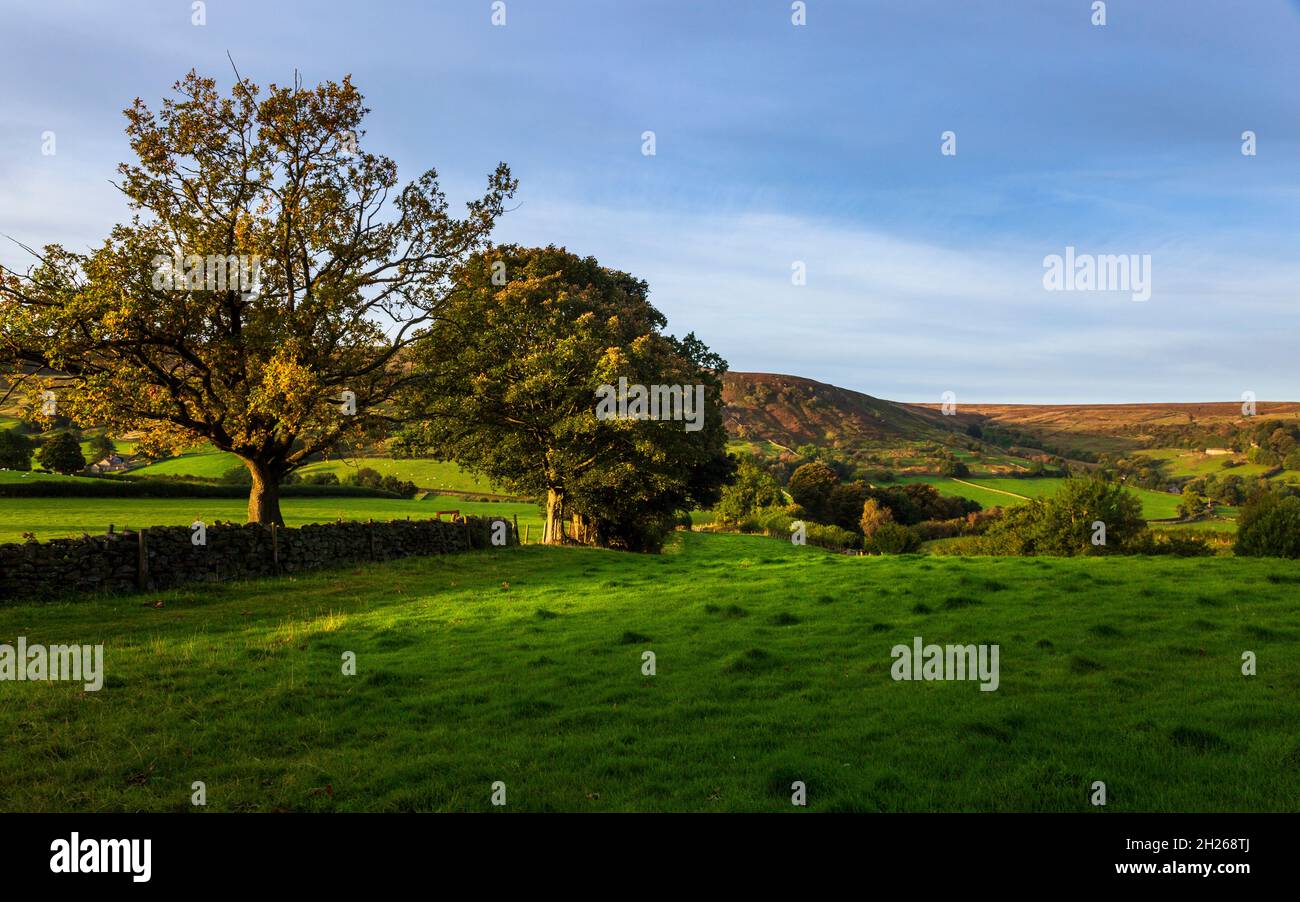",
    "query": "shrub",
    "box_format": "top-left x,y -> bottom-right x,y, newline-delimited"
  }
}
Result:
865,522 -> 922,554
1235,494 -> 1300,558
379,474 -> 418,498
302,471 -> 340,486
804,522 -> 859,551
344,466 -> 385,489
219,465 -> 253,485
981,479 -> 1144,556
928,535 -> 988,556
914,518 -> 964,541
754,507 -> 794,536
1129,531 -> 1214,557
